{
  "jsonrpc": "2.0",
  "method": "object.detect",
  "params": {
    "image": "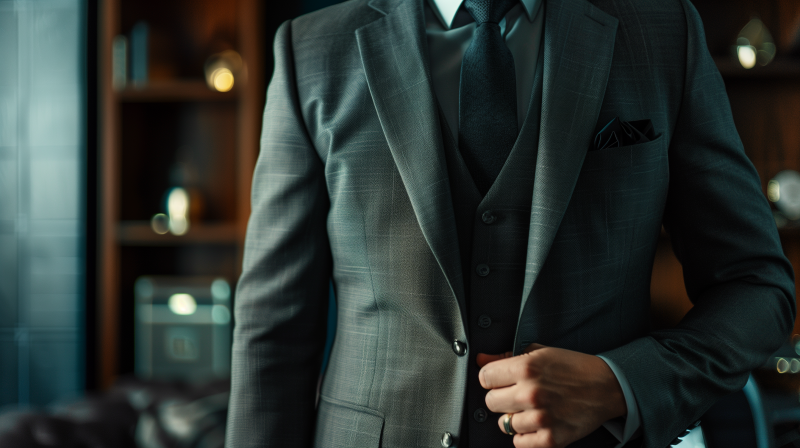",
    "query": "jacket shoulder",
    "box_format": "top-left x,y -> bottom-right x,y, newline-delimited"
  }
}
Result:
291,0 -> 383,41
590,0 -> 688,33
589,0 -> 693,68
